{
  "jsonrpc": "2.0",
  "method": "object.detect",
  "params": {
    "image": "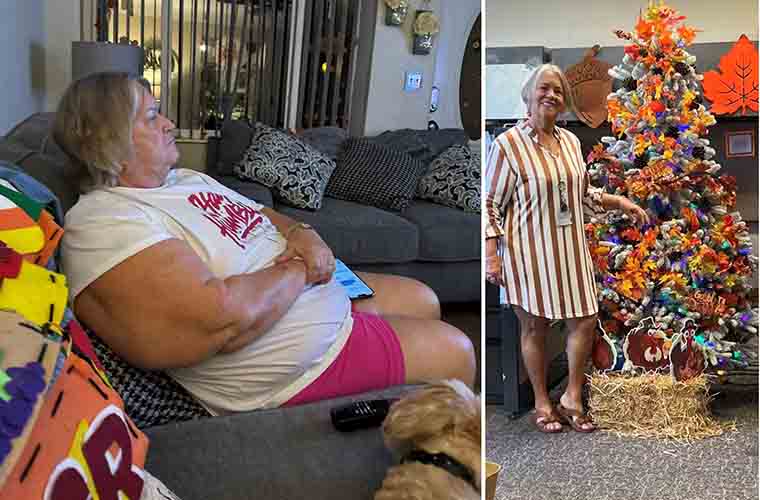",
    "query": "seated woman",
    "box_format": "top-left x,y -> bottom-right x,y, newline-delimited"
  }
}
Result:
55,72 -> 475,415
